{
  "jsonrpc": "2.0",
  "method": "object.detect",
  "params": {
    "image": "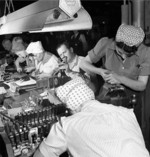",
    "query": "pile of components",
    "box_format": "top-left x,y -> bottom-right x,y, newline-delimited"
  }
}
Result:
0,100 -> 70,157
